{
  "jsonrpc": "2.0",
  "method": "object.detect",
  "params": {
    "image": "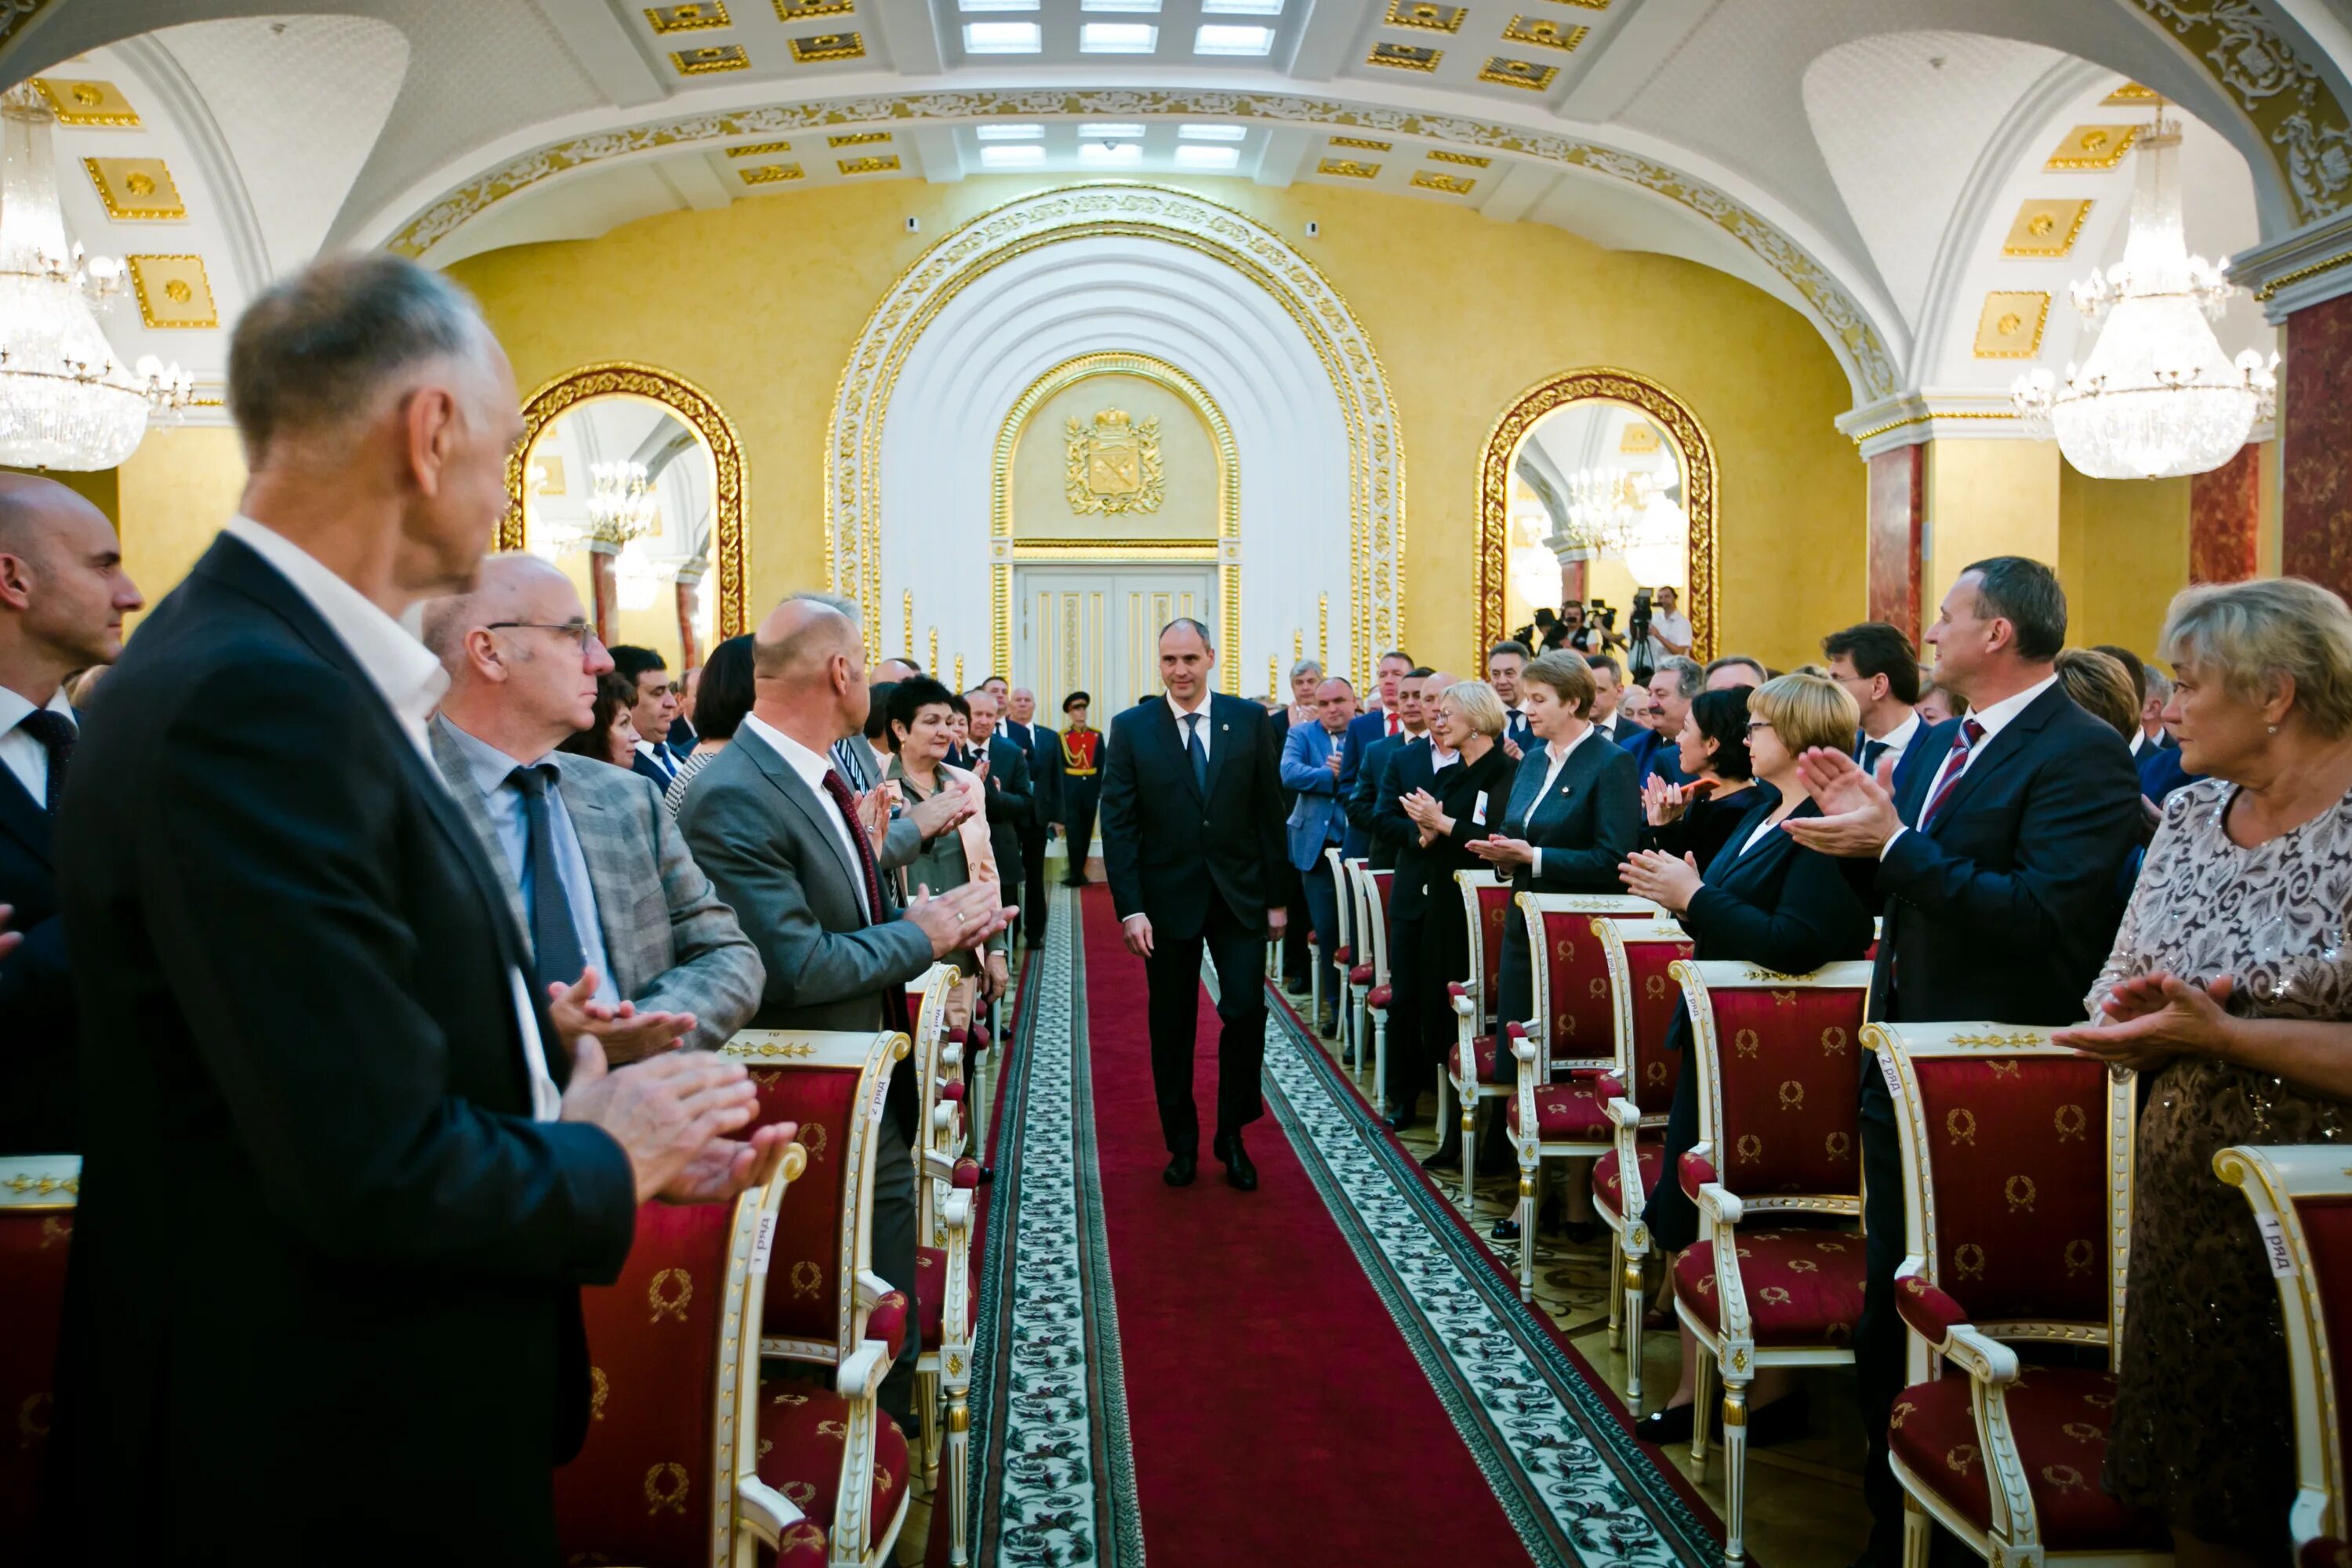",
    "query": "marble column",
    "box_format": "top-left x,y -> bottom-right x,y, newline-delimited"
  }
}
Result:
2283,291 -> 2352,600
1558,557 -> 1586,607
673,565 -> 705,670
1866,444 -> 1924,637
2188,443 -> 2260,585
586,542 -> 620,648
